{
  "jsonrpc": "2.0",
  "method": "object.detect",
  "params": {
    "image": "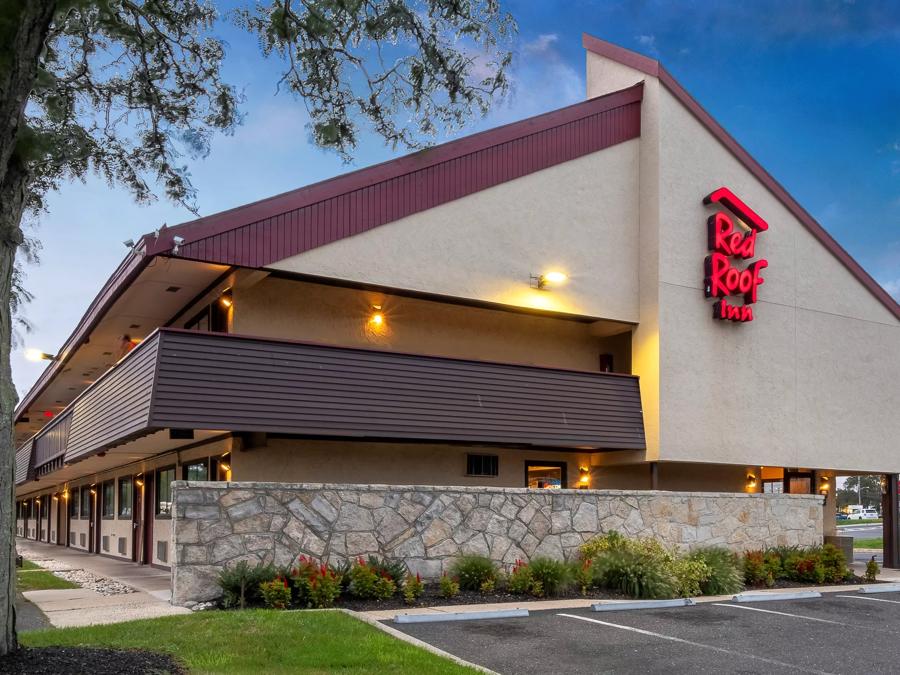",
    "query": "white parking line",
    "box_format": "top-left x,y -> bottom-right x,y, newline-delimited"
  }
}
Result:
836,594 -> 900,605
556,613 -> 835,675
713,602 -> 900,635
712,603 -> 844,626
